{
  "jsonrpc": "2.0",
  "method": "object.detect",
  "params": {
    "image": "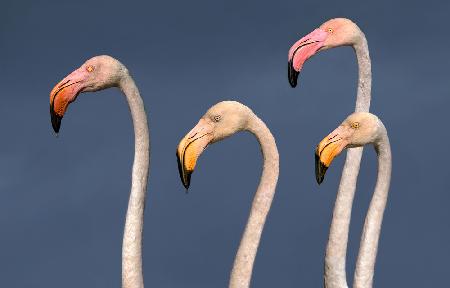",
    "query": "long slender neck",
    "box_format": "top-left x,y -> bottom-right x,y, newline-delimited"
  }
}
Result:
228,113 -> 279,288
353,129 -> 391,288
354,33 -> 371,113
324,31 -> 372,288
119,73 -> 150,288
